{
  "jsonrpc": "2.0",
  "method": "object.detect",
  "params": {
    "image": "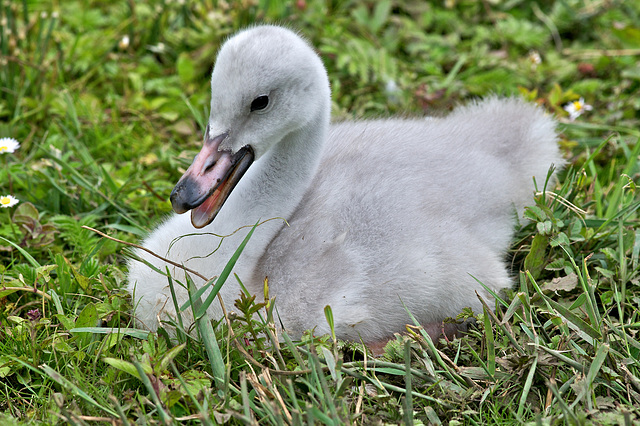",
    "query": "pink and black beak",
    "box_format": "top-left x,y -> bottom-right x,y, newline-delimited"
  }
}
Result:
170,127 -> 254,228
